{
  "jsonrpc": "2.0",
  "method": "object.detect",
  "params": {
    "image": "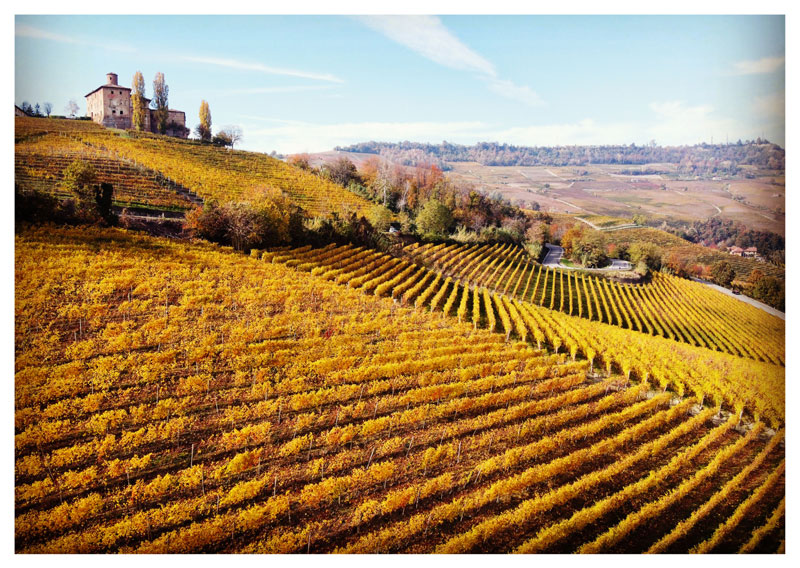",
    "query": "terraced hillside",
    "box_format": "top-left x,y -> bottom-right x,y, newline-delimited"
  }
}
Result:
15,133 -> 197,212
15,225 -> 784,553
397,242 -> 784,366
15,117 -> 372,217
